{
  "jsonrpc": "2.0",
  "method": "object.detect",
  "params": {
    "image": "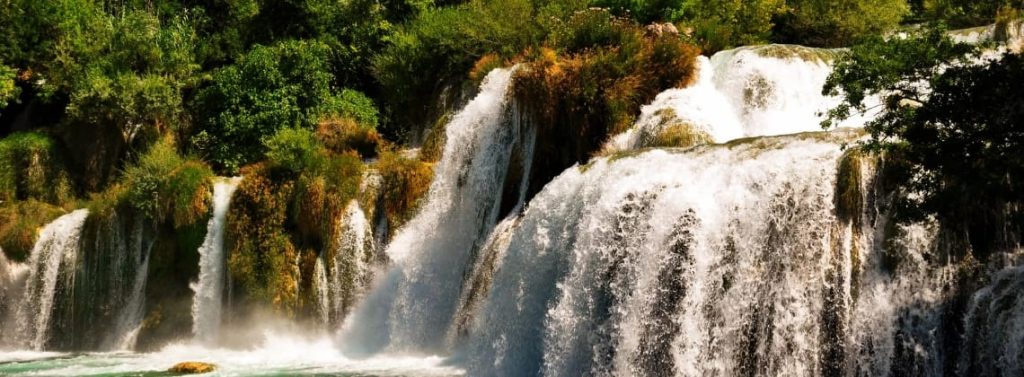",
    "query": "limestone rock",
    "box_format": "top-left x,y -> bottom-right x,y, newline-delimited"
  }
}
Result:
168,361 -> 216,374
